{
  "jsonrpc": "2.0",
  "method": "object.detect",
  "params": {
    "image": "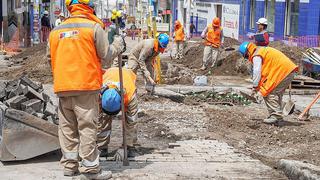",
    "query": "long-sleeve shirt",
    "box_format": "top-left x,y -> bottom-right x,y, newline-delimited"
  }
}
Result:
252,56 -> 262,88
201,26 -> 224,44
